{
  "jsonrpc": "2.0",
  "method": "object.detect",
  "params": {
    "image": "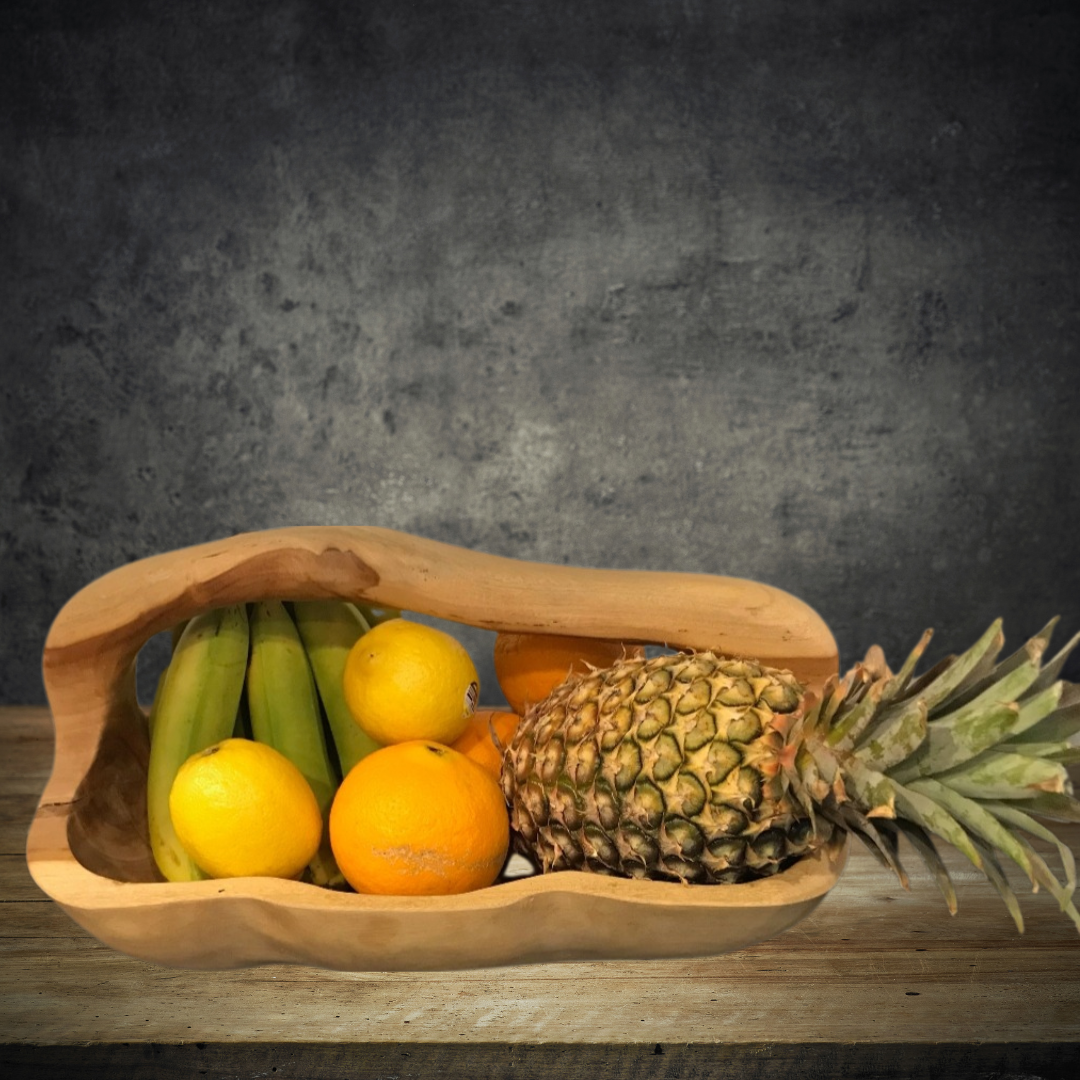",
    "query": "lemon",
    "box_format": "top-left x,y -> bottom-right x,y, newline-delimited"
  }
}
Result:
168,738 -> 322,879
342,618 -> 480,745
